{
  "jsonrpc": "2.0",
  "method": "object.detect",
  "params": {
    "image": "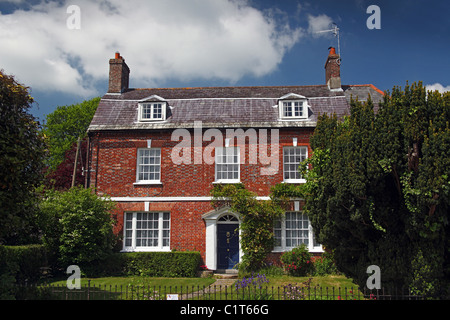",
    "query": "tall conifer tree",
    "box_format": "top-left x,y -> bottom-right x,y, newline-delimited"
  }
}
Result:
303,82 -> 450,297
